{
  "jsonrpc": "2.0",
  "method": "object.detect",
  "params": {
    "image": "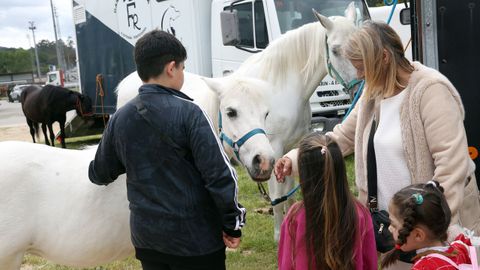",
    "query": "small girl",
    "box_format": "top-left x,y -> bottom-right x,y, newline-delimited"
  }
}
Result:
278,133 -> 377,270
382,181 -> 475,269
